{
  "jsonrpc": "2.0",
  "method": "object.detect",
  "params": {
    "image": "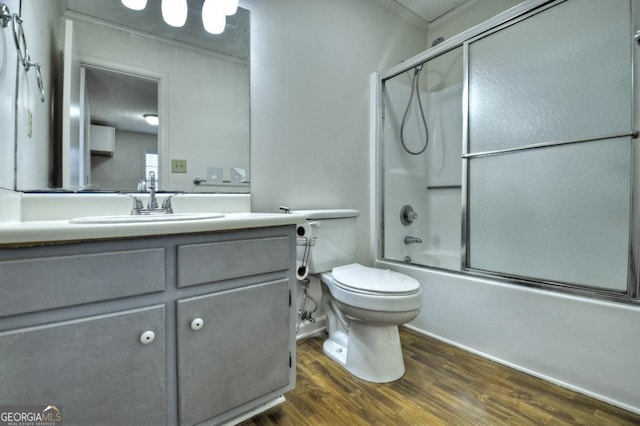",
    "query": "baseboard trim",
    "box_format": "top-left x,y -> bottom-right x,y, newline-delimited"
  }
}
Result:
296,315 -> 327,341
